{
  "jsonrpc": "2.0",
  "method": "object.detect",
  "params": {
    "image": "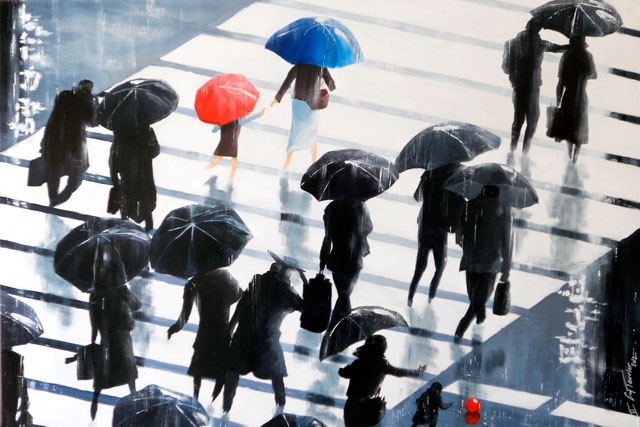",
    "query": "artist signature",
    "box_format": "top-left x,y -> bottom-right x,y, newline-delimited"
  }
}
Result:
623,347 -> 638,416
